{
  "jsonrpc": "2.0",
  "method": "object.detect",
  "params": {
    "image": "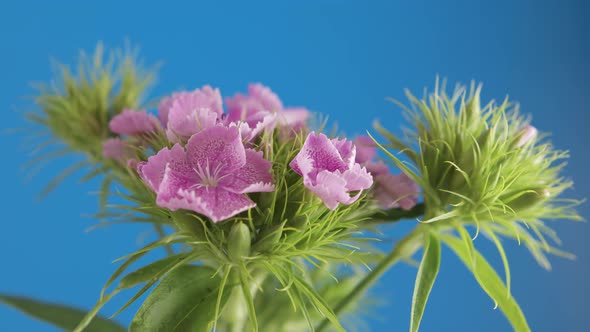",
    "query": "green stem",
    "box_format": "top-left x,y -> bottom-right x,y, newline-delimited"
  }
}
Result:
315,226 -> 426,332
224,268 -> 268,332
225,271 -> 246,332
